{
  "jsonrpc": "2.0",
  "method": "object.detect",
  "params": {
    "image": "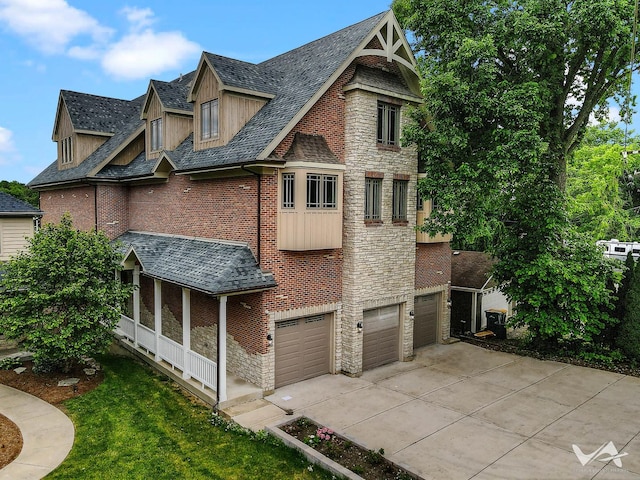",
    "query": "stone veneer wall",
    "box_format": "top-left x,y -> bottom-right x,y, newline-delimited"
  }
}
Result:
342,87 -> 418,375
